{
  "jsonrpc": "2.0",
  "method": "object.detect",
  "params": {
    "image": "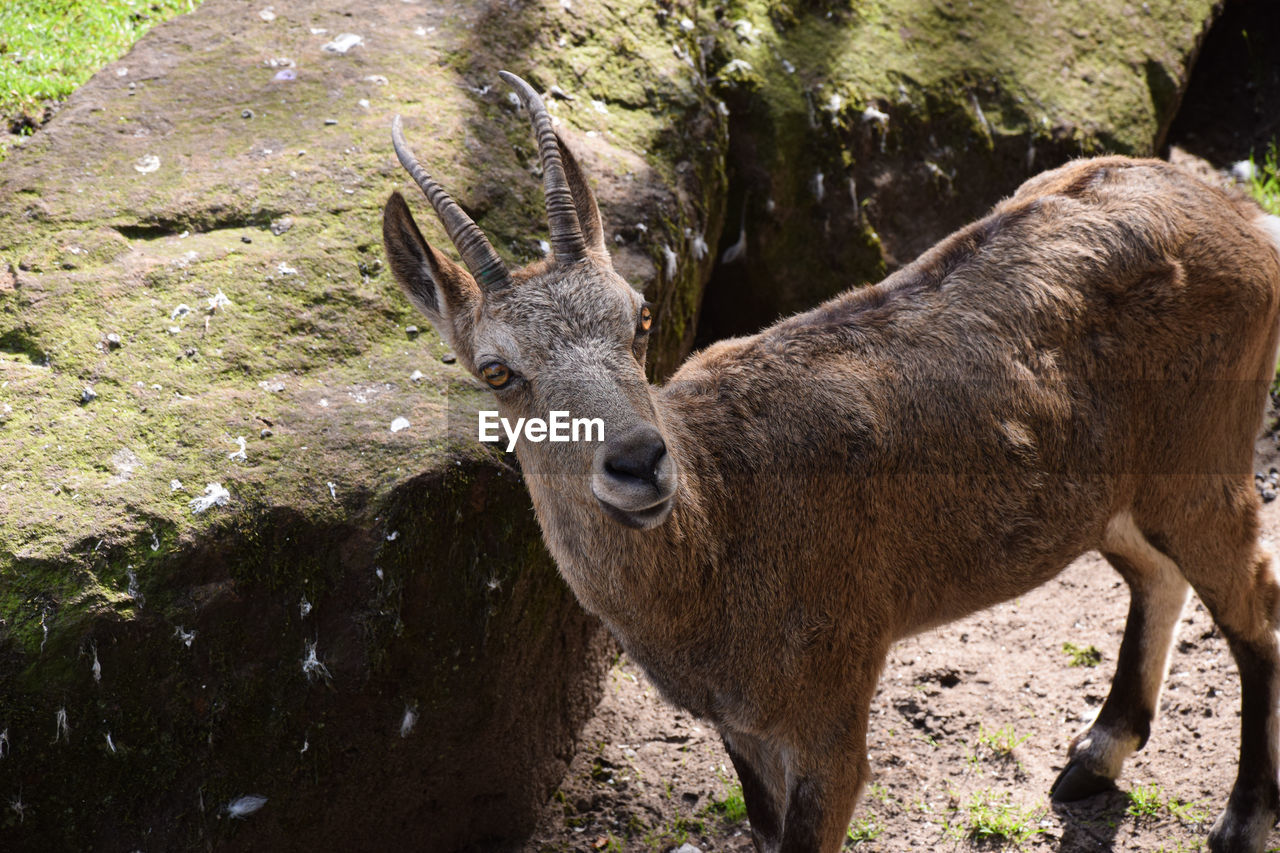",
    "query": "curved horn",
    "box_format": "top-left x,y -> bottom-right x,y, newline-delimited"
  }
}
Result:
391,115 -> 511,291
498,71 -> 588,265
